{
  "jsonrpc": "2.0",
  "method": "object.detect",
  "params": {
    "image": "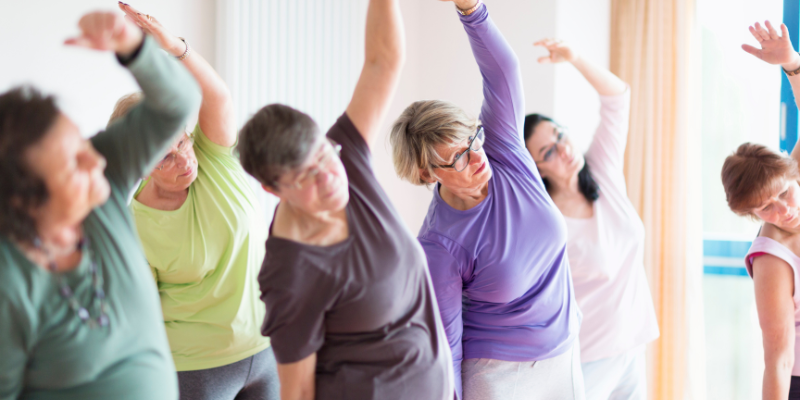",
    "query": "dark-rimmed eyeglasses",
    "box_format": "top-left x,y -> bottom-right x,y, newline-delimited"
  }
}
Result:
156,133 -> 195,171
541,127 -> 566,162
432,126 -> 485,173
